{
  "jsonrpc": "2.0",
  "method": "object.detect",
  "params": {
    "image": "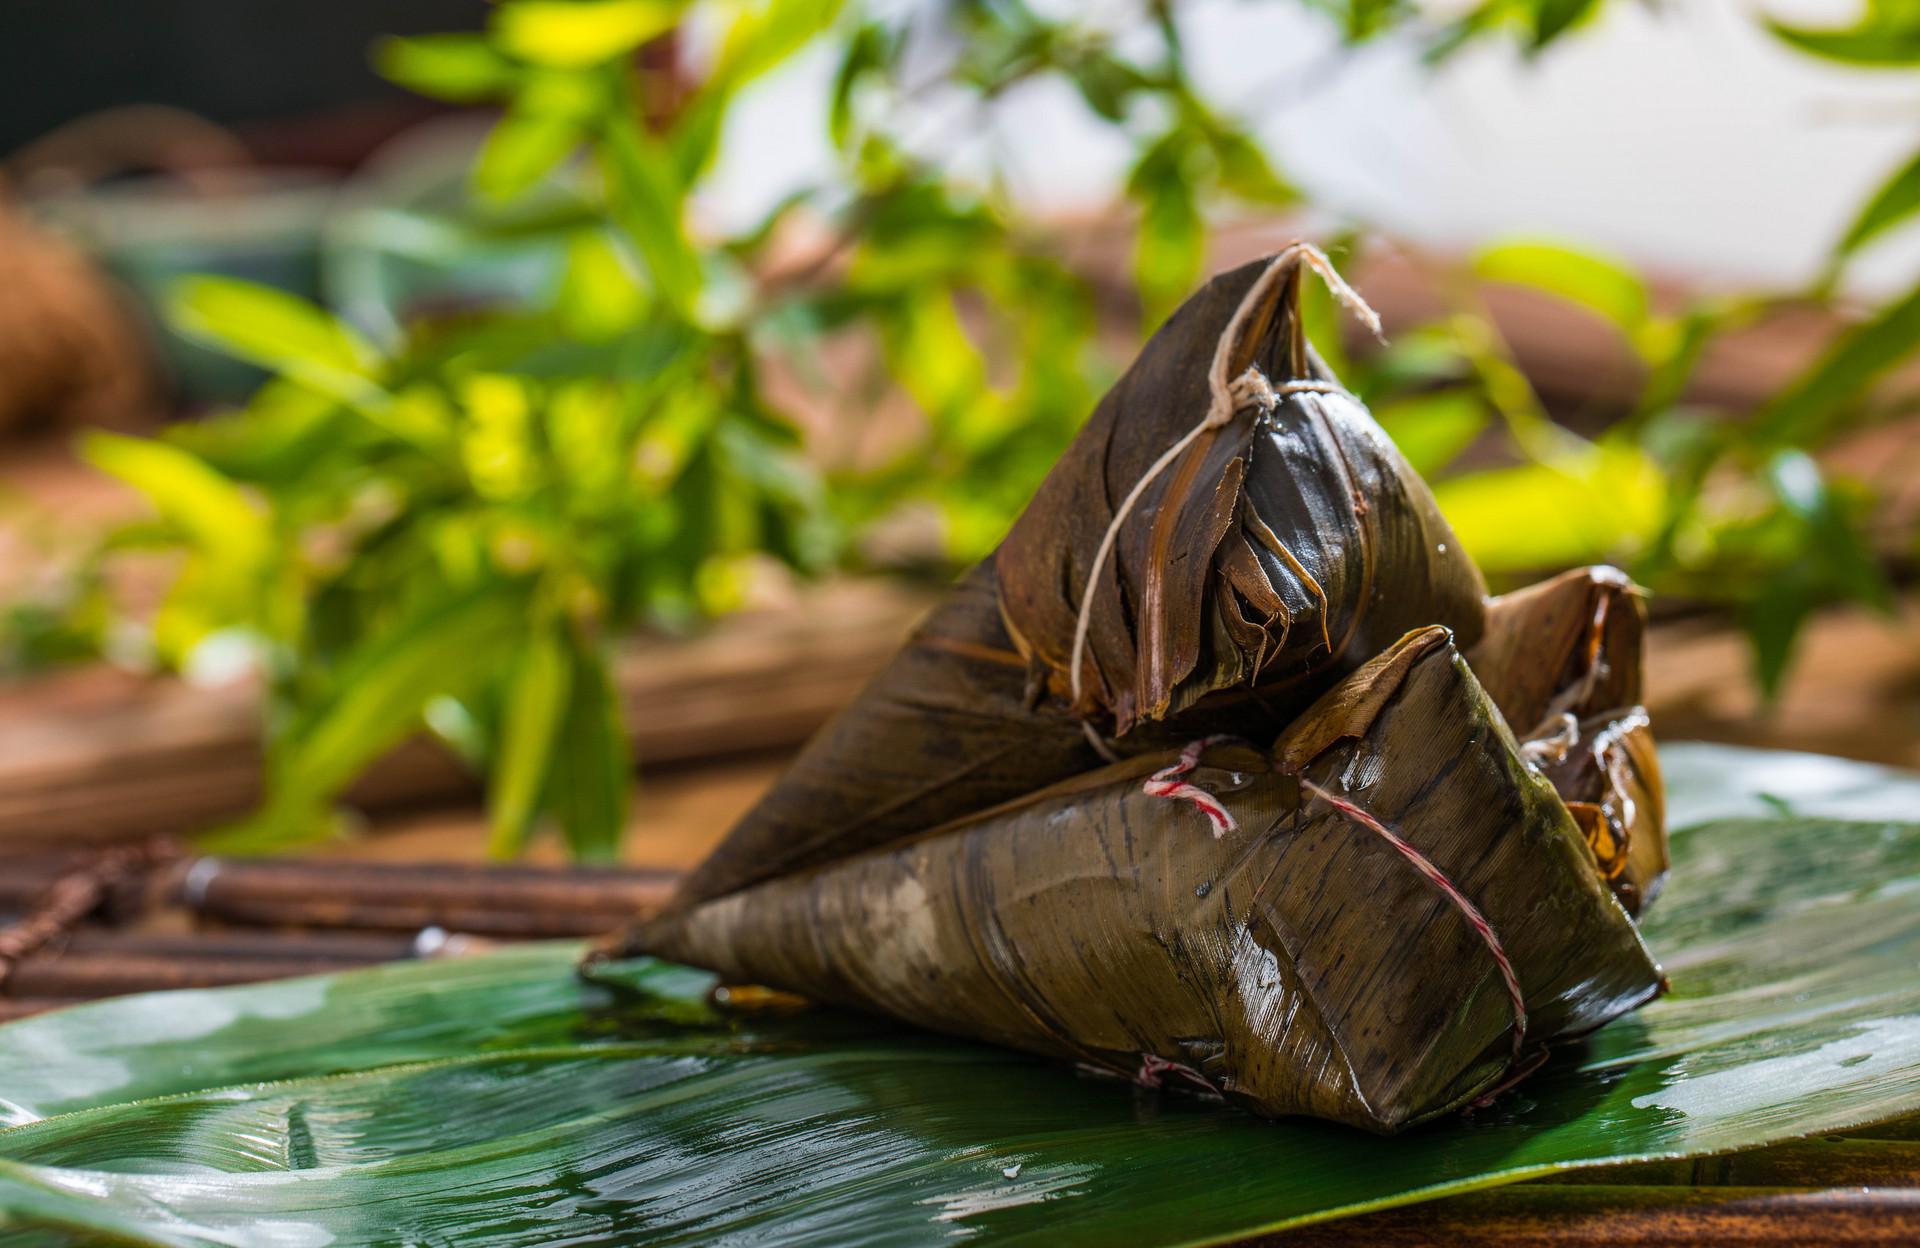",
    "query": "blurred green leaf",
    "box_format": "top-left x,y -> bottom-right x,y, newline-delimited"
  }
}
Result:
1434,439 -> 1665,573
882,287 -> 991,431
1760,278 -> 1920,445
1768,5 -> 1920,66
169,277 -> 381,401
1767,449 -> 1895,613
829,22 -> 892,147
713,0 -> 846,85
1210,127 -> 1298,206
270,585 -> 529,816
1835,146 -> 1920,258
1474,239 -> 1649,345
80,434 -> 270,571
543,638 -> 630,862
1742,583 -> 1814,701
489,628 -> 573,857
556,230 -> 650,337
599,110 -> 702,314
1128,134 -> 1206,330
374,34 -> 517,101
494,0 -> 684,68
1375,391 -> 1490,478
1334,0 -> 1413,43
1530,0 -> 1599,49
474,104 -> 586,201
